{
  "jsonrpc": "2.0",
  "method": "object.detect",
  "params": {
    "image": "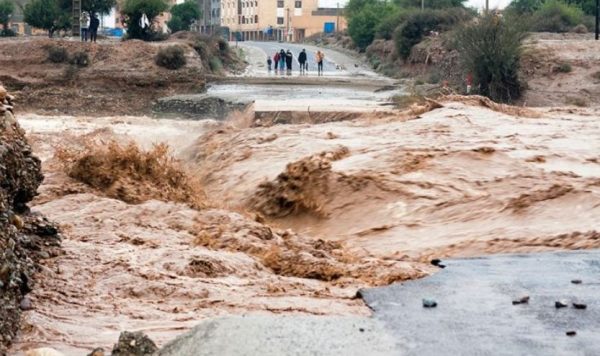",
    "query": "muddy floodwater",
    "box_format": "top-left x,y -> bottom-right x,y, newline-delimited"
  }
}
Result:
9,99 -> 600,354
